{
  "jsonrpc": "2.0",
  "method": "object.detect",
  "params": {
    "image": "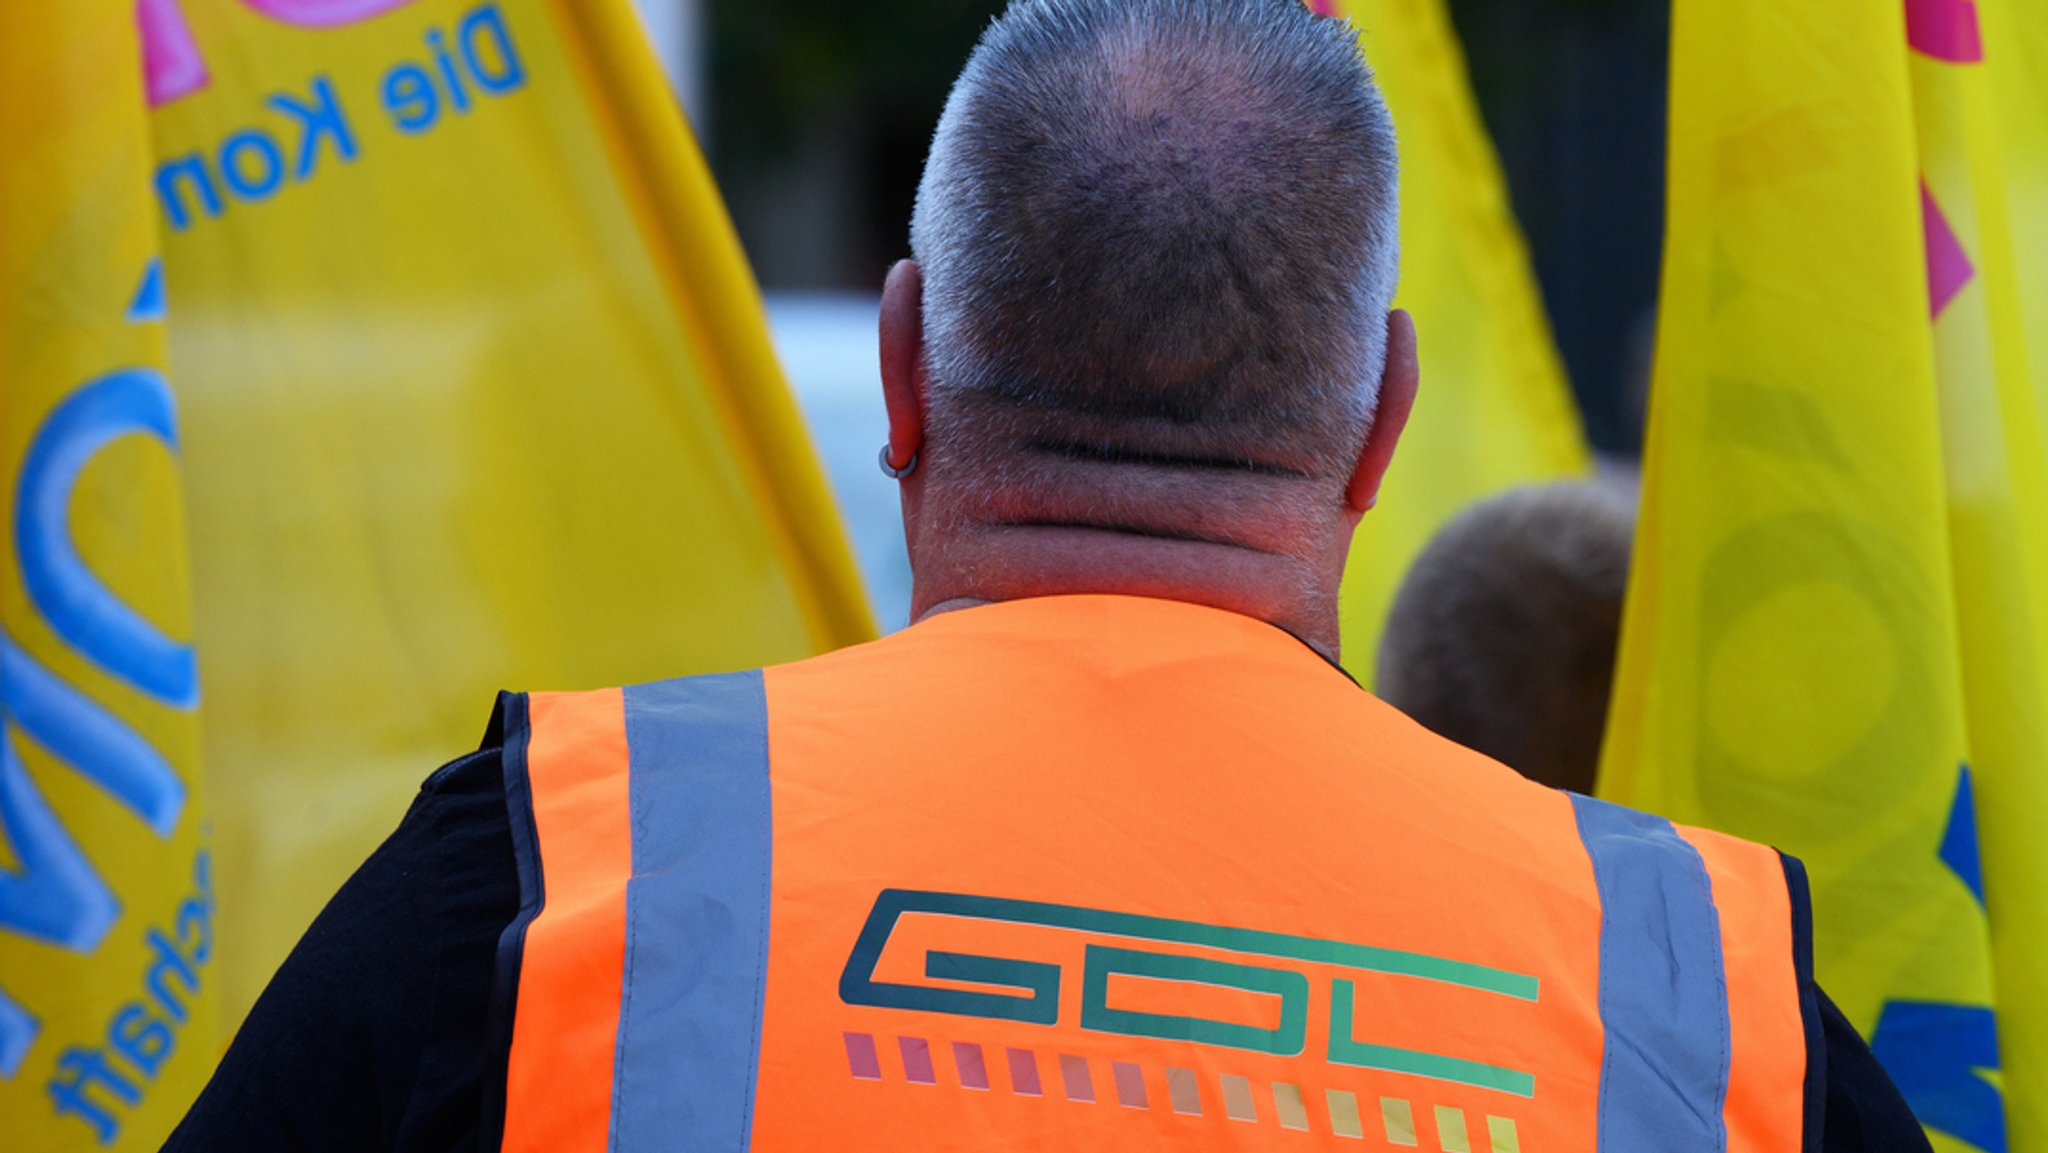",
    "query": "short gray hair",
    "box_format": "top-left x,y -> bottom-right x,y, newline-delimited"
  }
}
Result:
911,0 -> 1399,472
1375,482 -> 1636,793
